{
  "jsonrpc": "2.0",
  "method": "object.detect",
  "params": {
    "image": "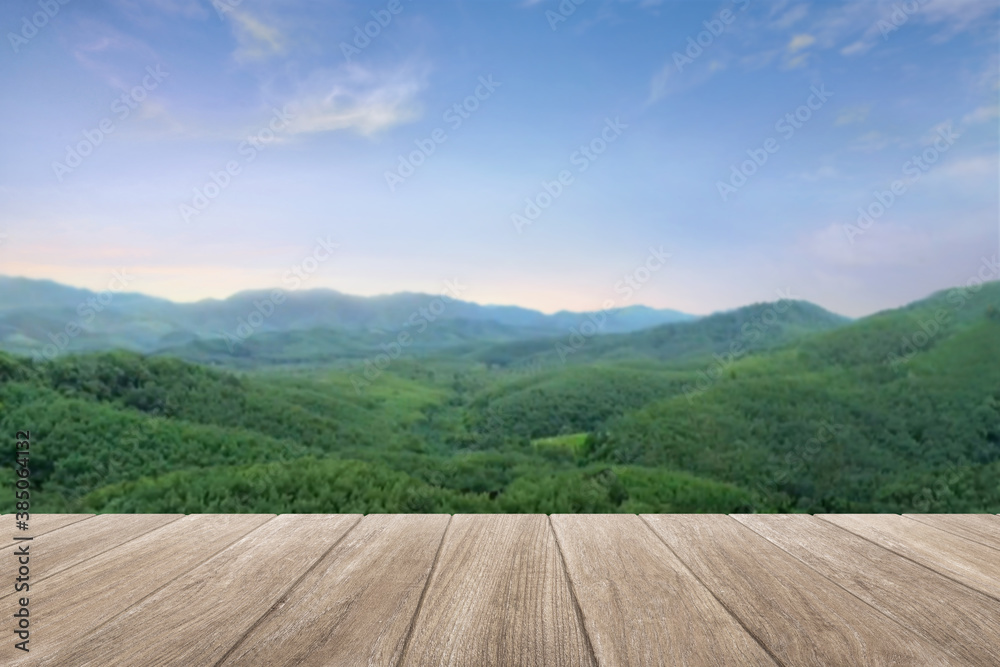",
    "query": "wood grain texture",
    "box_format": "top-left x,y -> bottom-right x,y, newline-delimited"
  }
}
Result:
218,514 -> 450,667
903,513 -> 1000,551
1,514 -> 181,591
400,514 -> 595,667
6,514 -> 274,666
819,514 -> 1000,601
733,513 -> 1000,666
1,514 -> 93,545
41,514 -> 361,667
551,514 -> 775,667
643,514 -> 960,666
